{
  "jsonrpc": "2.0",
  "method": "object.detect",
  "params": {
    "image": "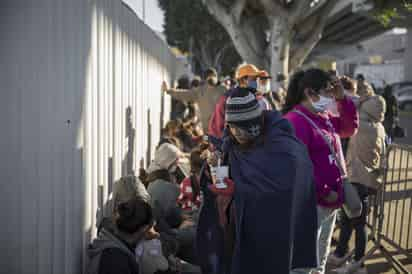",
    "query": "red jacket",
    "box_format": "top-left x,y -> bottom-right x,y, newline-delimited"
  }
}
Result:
178,176 -> 202,211
208,88 -> 270,138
